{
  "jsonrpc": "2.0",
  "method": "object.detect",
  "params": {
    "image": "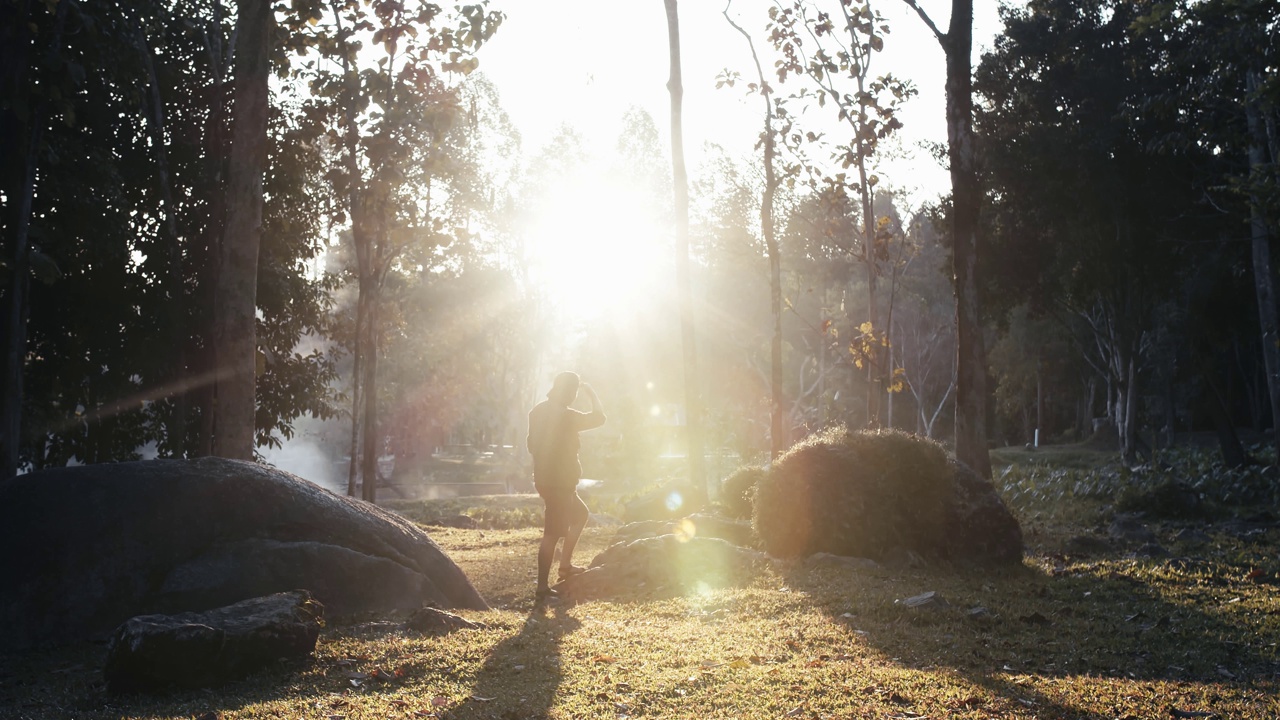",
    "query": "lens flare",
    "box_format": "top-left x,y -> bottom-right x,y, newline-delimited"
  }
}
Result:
674,517 -> 697,542
664,491 -> 684,512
